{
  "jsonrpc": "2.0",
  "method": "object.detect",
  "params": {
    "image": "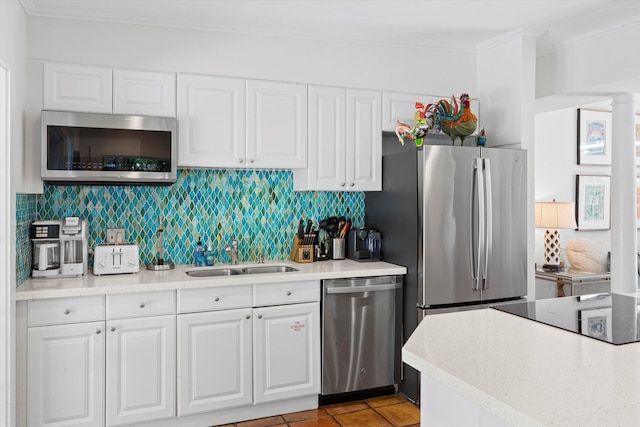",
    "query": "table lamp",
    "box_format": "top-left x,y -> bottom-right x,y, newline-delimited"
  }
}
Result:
535,200 -> 577,271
